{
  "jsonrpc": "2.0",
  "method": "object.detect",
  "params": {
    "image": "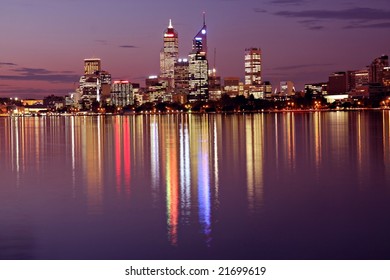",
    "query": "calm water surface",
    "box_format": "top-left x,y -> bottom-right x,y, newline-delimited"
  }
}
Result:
1,111 -> 390,259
